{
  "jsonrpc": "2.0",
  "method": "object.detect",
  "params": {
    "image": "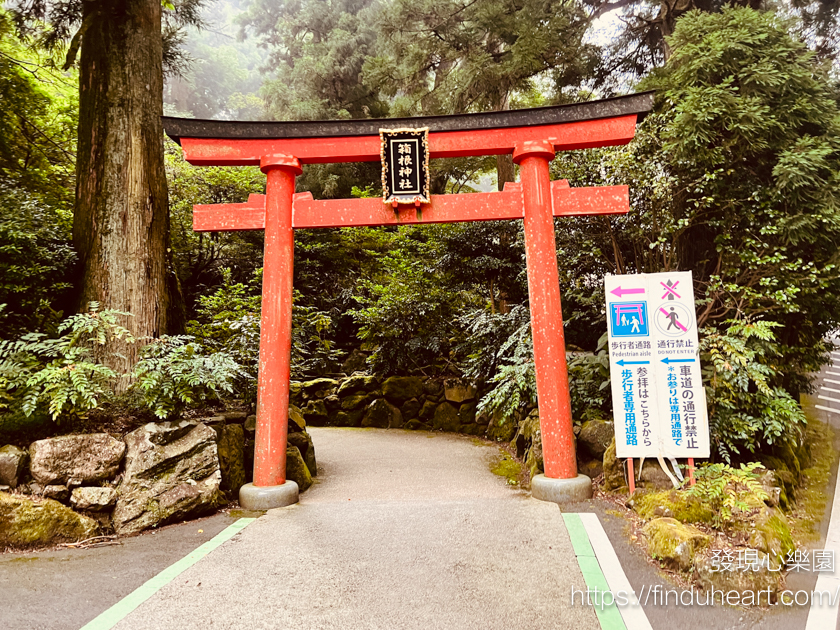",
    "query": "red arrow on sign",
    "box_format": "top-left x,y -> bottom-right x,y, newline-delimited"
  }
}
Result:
610,286 -> 645,297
